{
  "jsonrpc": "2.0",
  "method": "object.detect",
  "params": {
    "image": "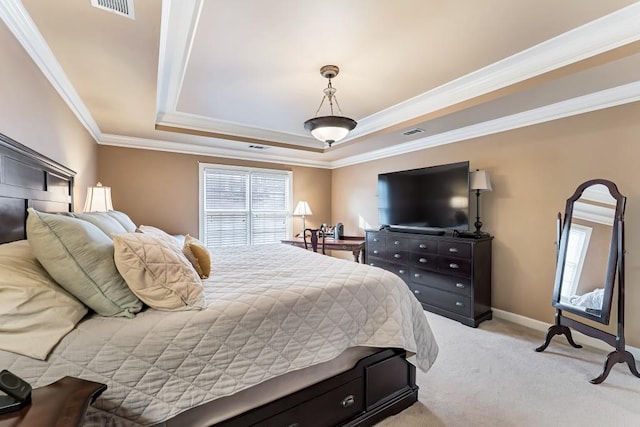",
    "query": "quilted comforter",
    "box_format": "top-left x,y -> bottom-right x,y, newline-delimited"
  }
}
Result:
0,244 -> 438,426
